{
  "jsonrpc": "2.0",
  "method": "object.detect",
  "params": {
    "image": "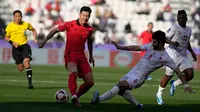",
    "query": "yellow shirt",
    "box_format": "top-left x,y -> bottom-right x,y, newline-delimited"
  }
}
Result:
5,21 -> 34,45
